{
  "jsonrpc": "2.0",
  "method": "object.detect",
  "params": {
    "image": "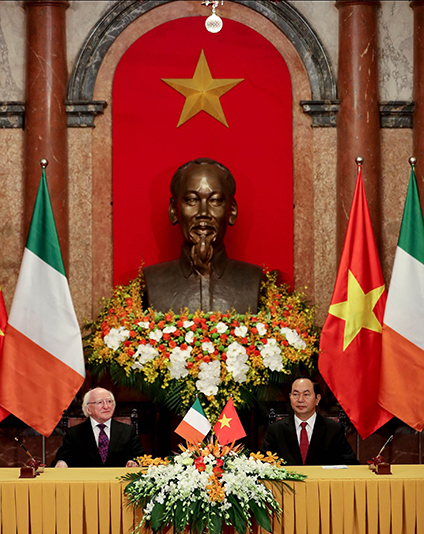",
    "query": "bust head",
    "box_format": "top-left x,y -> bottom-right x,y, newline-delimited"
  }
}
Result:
168,158 -> 238,254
